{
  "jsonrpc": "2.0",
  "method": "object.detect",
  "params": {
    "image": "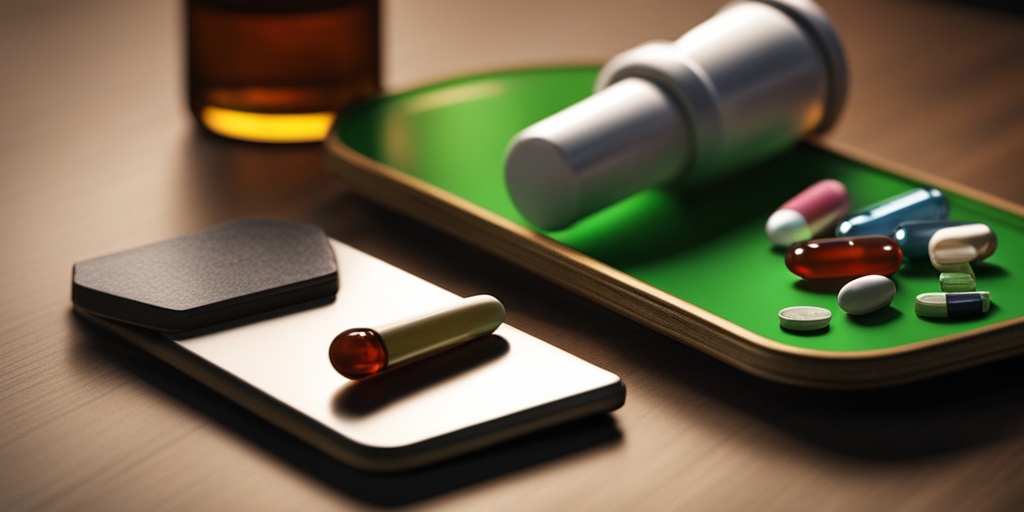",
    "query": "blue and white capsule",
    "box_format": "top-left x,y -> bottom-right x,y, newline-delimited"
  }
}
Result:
836,188 -> 948,237
914,291 -> 990,319
892,220 -> 965,259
